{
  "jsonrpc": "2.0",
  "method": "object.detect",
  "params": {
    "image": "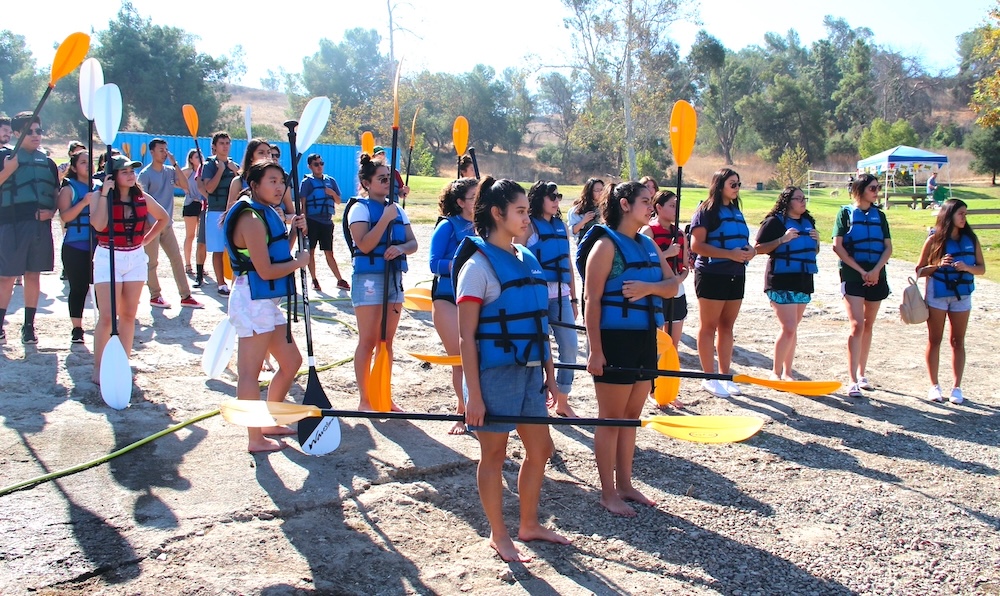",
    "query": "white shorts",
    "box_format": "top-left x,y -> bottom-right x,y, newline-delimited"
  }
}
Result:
228,275 -> 287,338
93,245 -> 148,284
204,211 -> 227,252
